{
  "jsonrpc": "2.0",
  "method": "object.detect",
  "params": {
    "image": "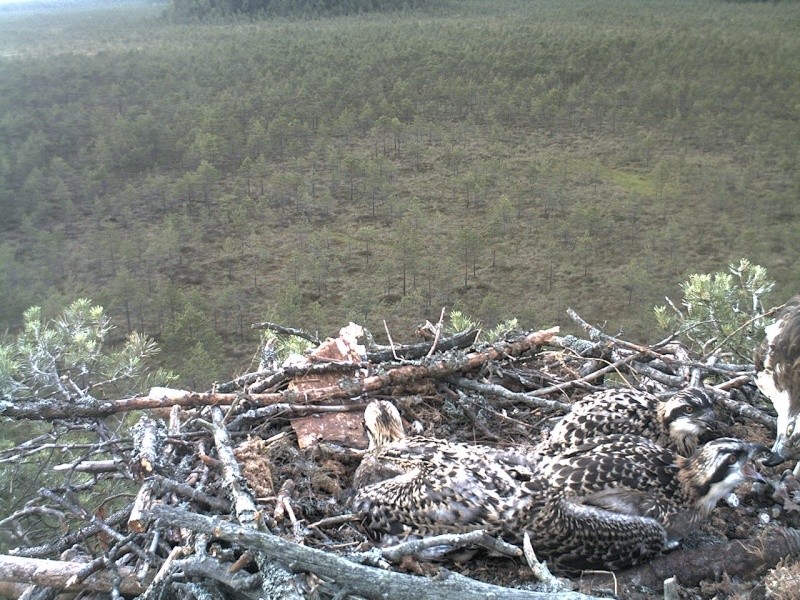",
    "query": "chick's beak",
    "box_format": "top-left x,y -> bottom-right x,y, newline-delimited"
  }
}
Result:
742,461 -> 767,484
